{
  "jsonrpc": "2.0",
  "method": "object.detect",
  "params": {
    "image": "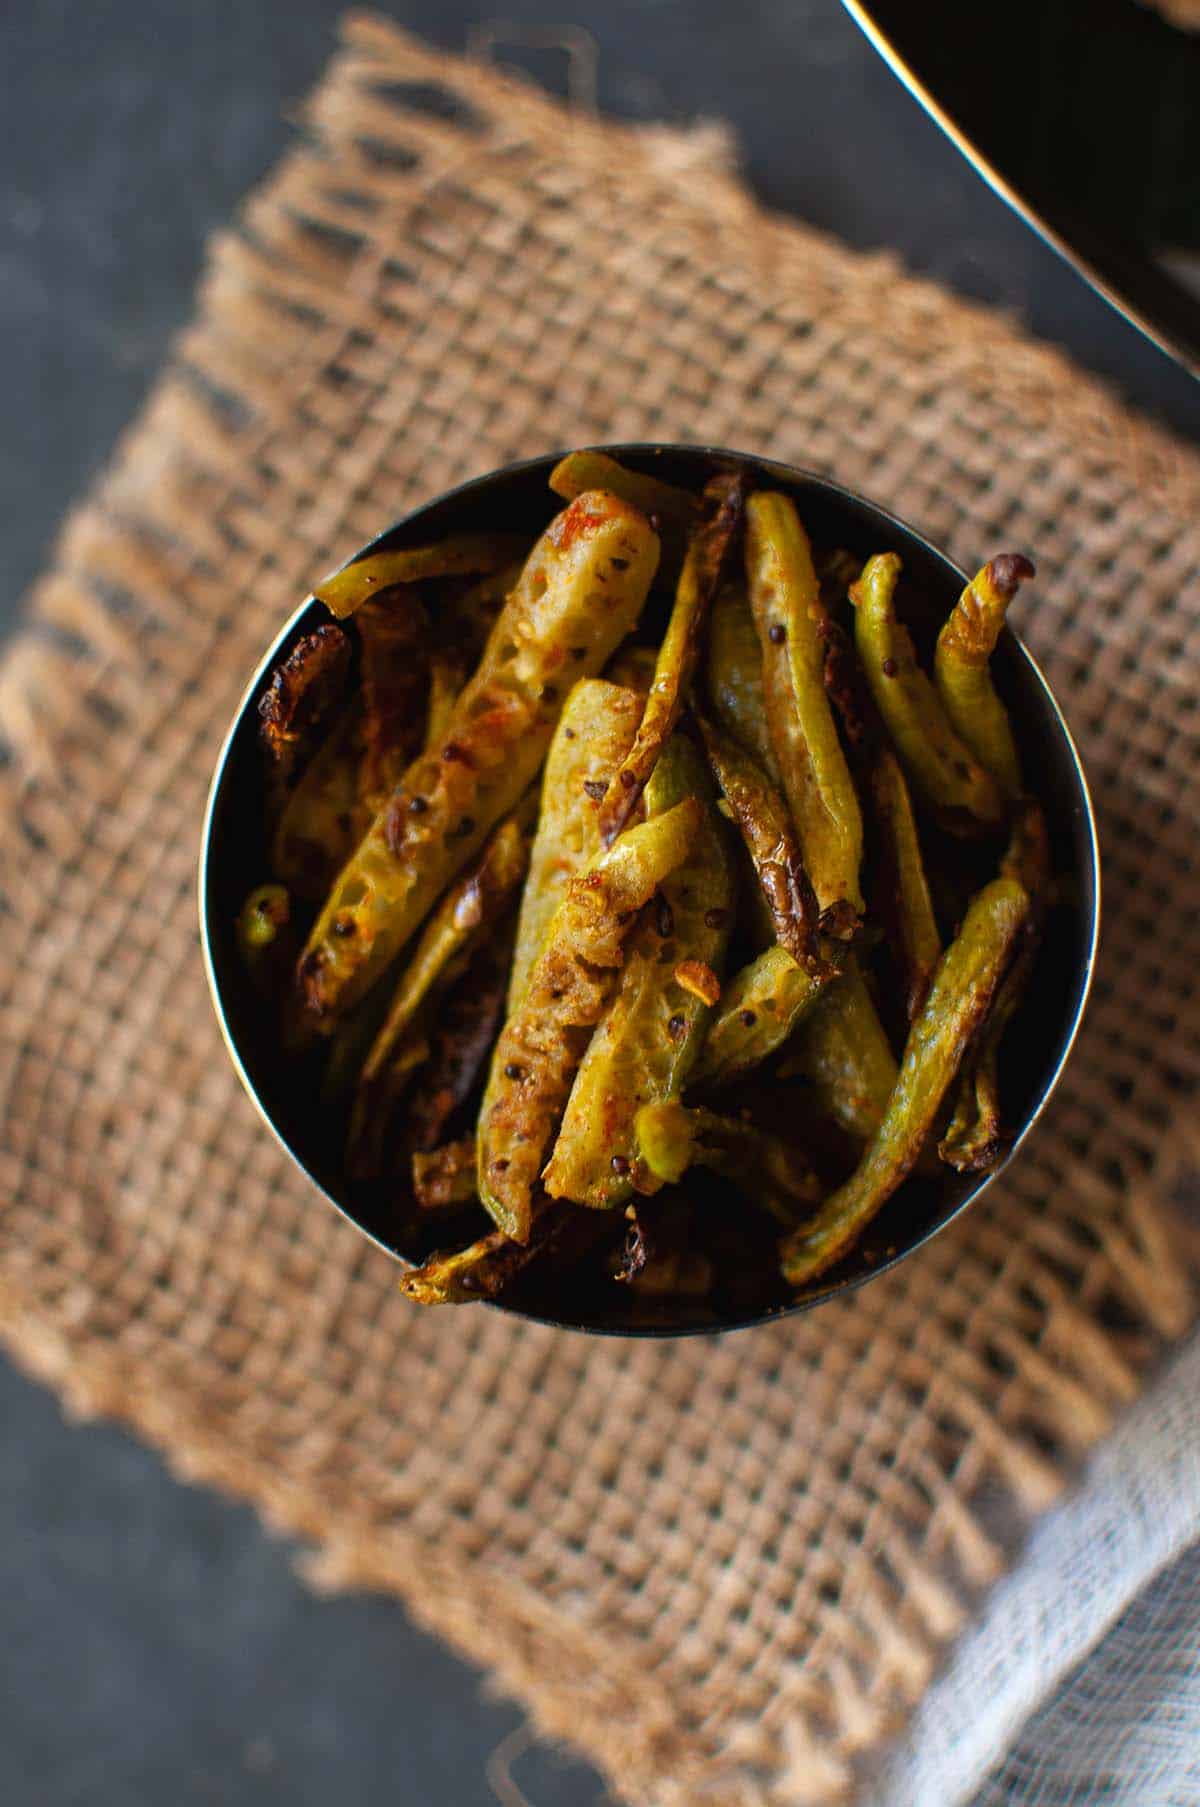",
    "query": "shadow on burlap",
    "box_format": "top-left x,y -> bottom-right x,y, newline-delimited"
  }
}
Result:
1,18 -> 1198,1806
